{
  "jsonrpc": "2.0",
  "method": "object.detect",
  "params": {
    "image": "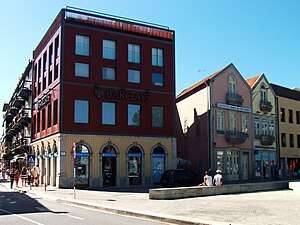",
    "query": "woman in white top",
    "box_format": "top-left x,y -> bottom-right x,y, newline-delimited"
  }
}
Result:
199,171 -> 213,186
